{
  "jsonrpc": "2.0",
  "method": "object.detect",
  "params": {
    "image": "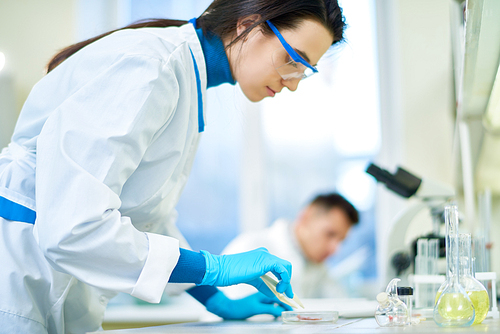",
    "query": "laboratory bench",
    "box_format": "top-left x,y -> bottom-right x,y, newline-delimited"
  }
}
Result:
94,317 -> 500,333
101,295 -> 378,330
97,296 -> 500,333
